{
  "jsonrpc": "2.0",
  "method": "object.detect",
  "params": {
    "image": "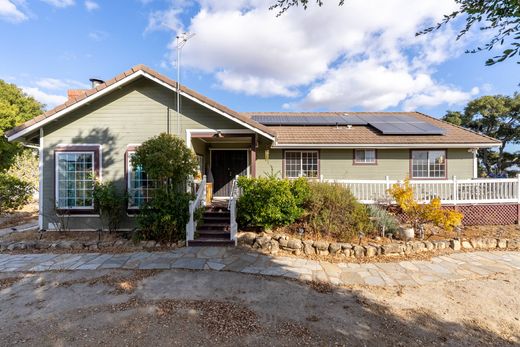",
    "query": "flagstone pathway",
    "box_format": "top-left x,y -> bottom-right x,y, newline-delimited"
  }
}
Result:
1,248 -> 519,287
